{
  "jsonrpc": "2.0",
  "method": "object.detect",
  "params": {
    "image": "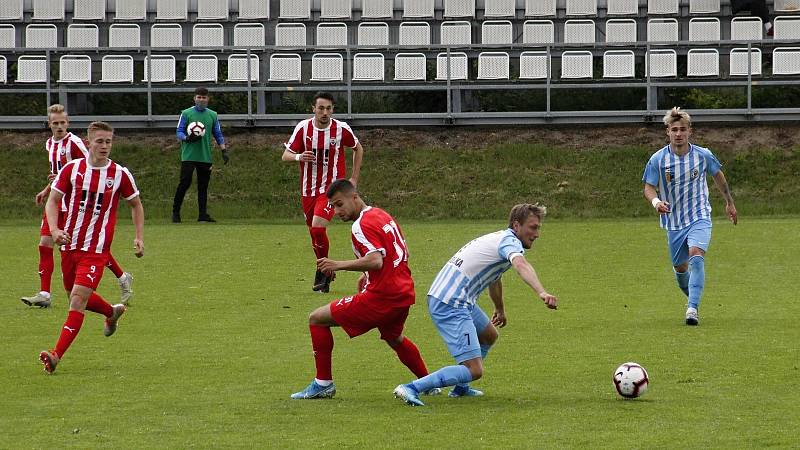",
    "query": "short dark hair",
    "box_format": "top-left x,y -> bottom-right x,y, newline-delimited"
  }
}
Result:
313,92 -> 335,106
327,179 -> 356,199
508,203 -> 547,228
194,87 -> 209,96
